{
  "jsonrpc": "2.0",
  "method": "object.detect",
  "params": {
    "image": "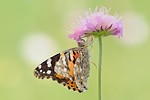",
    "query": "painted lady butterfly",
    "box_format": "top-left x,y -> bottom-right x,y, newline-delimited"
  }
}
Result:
33,36 -> 94,93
